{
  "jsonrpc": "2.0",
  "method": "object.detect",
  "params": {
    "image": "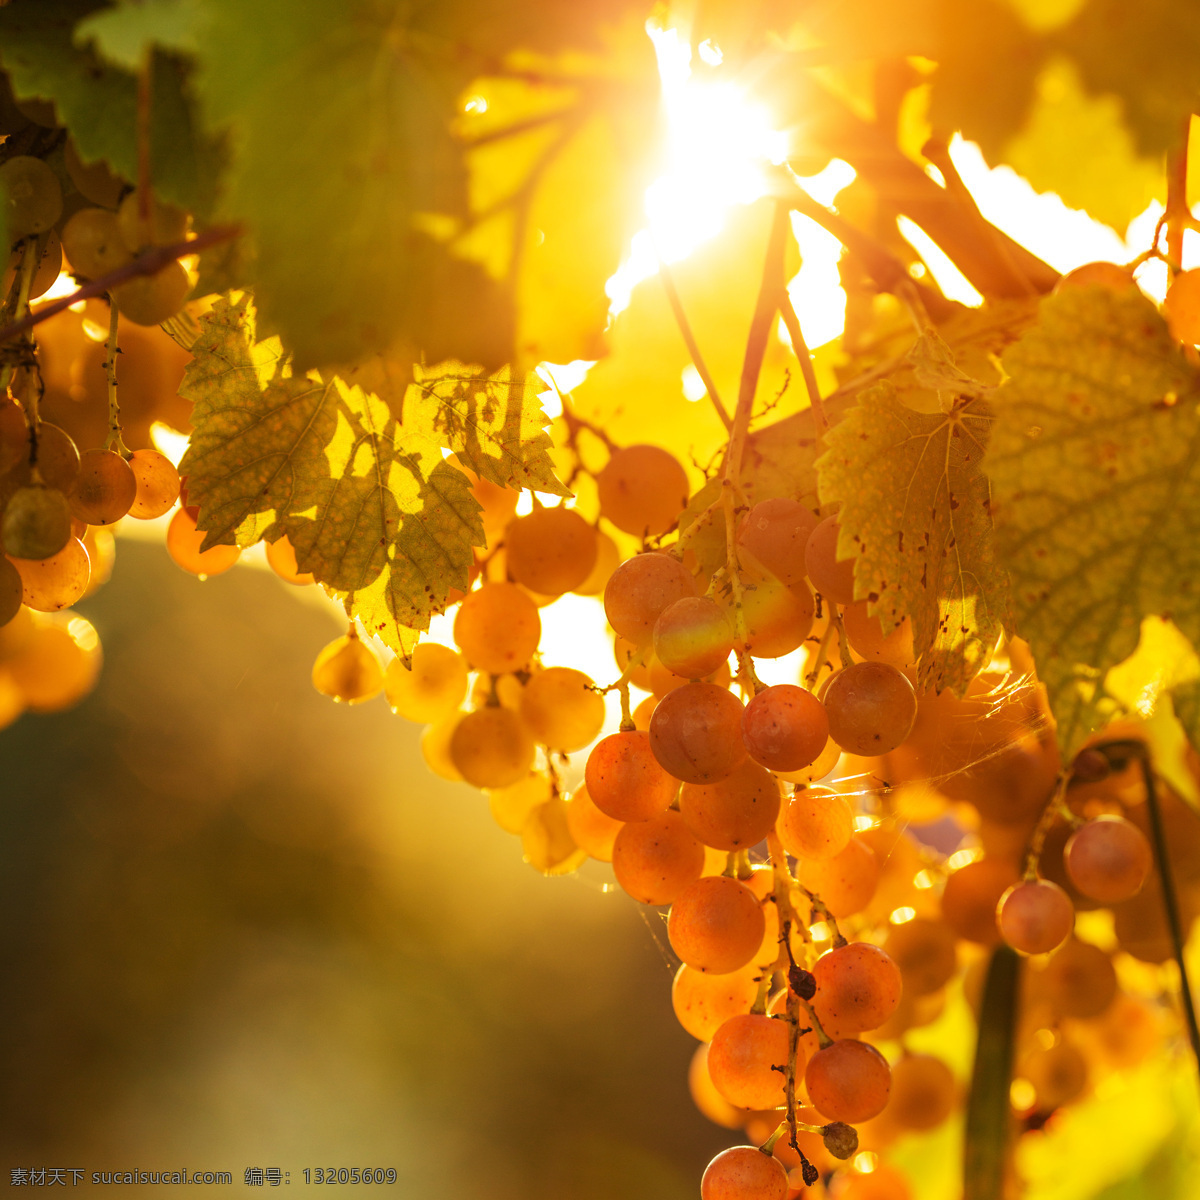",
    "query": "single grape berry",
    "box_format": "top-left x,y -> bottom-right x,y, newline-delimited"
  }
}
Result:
881,917 -> 958,996
1041,937 -> 1118,1019
116,189 -> 189,252
700,1146 -> 788,1200
811,941 -> 903,1034
0,155 -> 63,240
584,729 -> 676,822
453,581 -> 540,675
69,448 -> 137,525
742,683 -> 829,772
10,537 -> 91,611
504,506 -> 597,595
111,260 -> 190,326
653,595 -> 733,678
166,507 -> 241,577
842,600 -> 914,667
604,551 -> 696,646
126,448 -> 181,519
777,784 -> 853,861
449,706 -> 536,789
804,1039 -> 891,1124
736,573 -> 814,658
672,962 -> 760,1041
887,1053 -> 957,1131
2,485 -> 72,561
679,759 -> 781,850
997,879 -> 1075,955
519,666 -> 605,752
823,662 -> 917,756
1063,815 -> 1152,904
941,858 -> 1018,945
63,139 -> 125,208
668,875 -> 765,974
804,515 -> 857,604
61,208 -> 132,279
564,785 -> 623,863
384,641 -> 468,724
311,631 -> 384,704
596,443 -> 689,537
649,681 -> 747,784
737,497 -> 819,588
611,808 -> 705,905
707,1012 -> 793,1109
820,1122 -> 858,1159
